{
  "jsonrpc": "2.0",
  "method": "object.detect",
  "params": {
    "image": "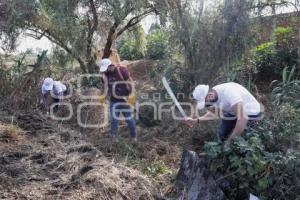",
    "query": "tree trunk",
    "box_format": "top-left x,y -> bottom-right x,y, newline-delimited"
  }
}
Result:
87,58 -> 97,74
103,22 -> 119,59
76,57 -> 88,74
270,5 -> 277,41
176,150 -> 228,200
